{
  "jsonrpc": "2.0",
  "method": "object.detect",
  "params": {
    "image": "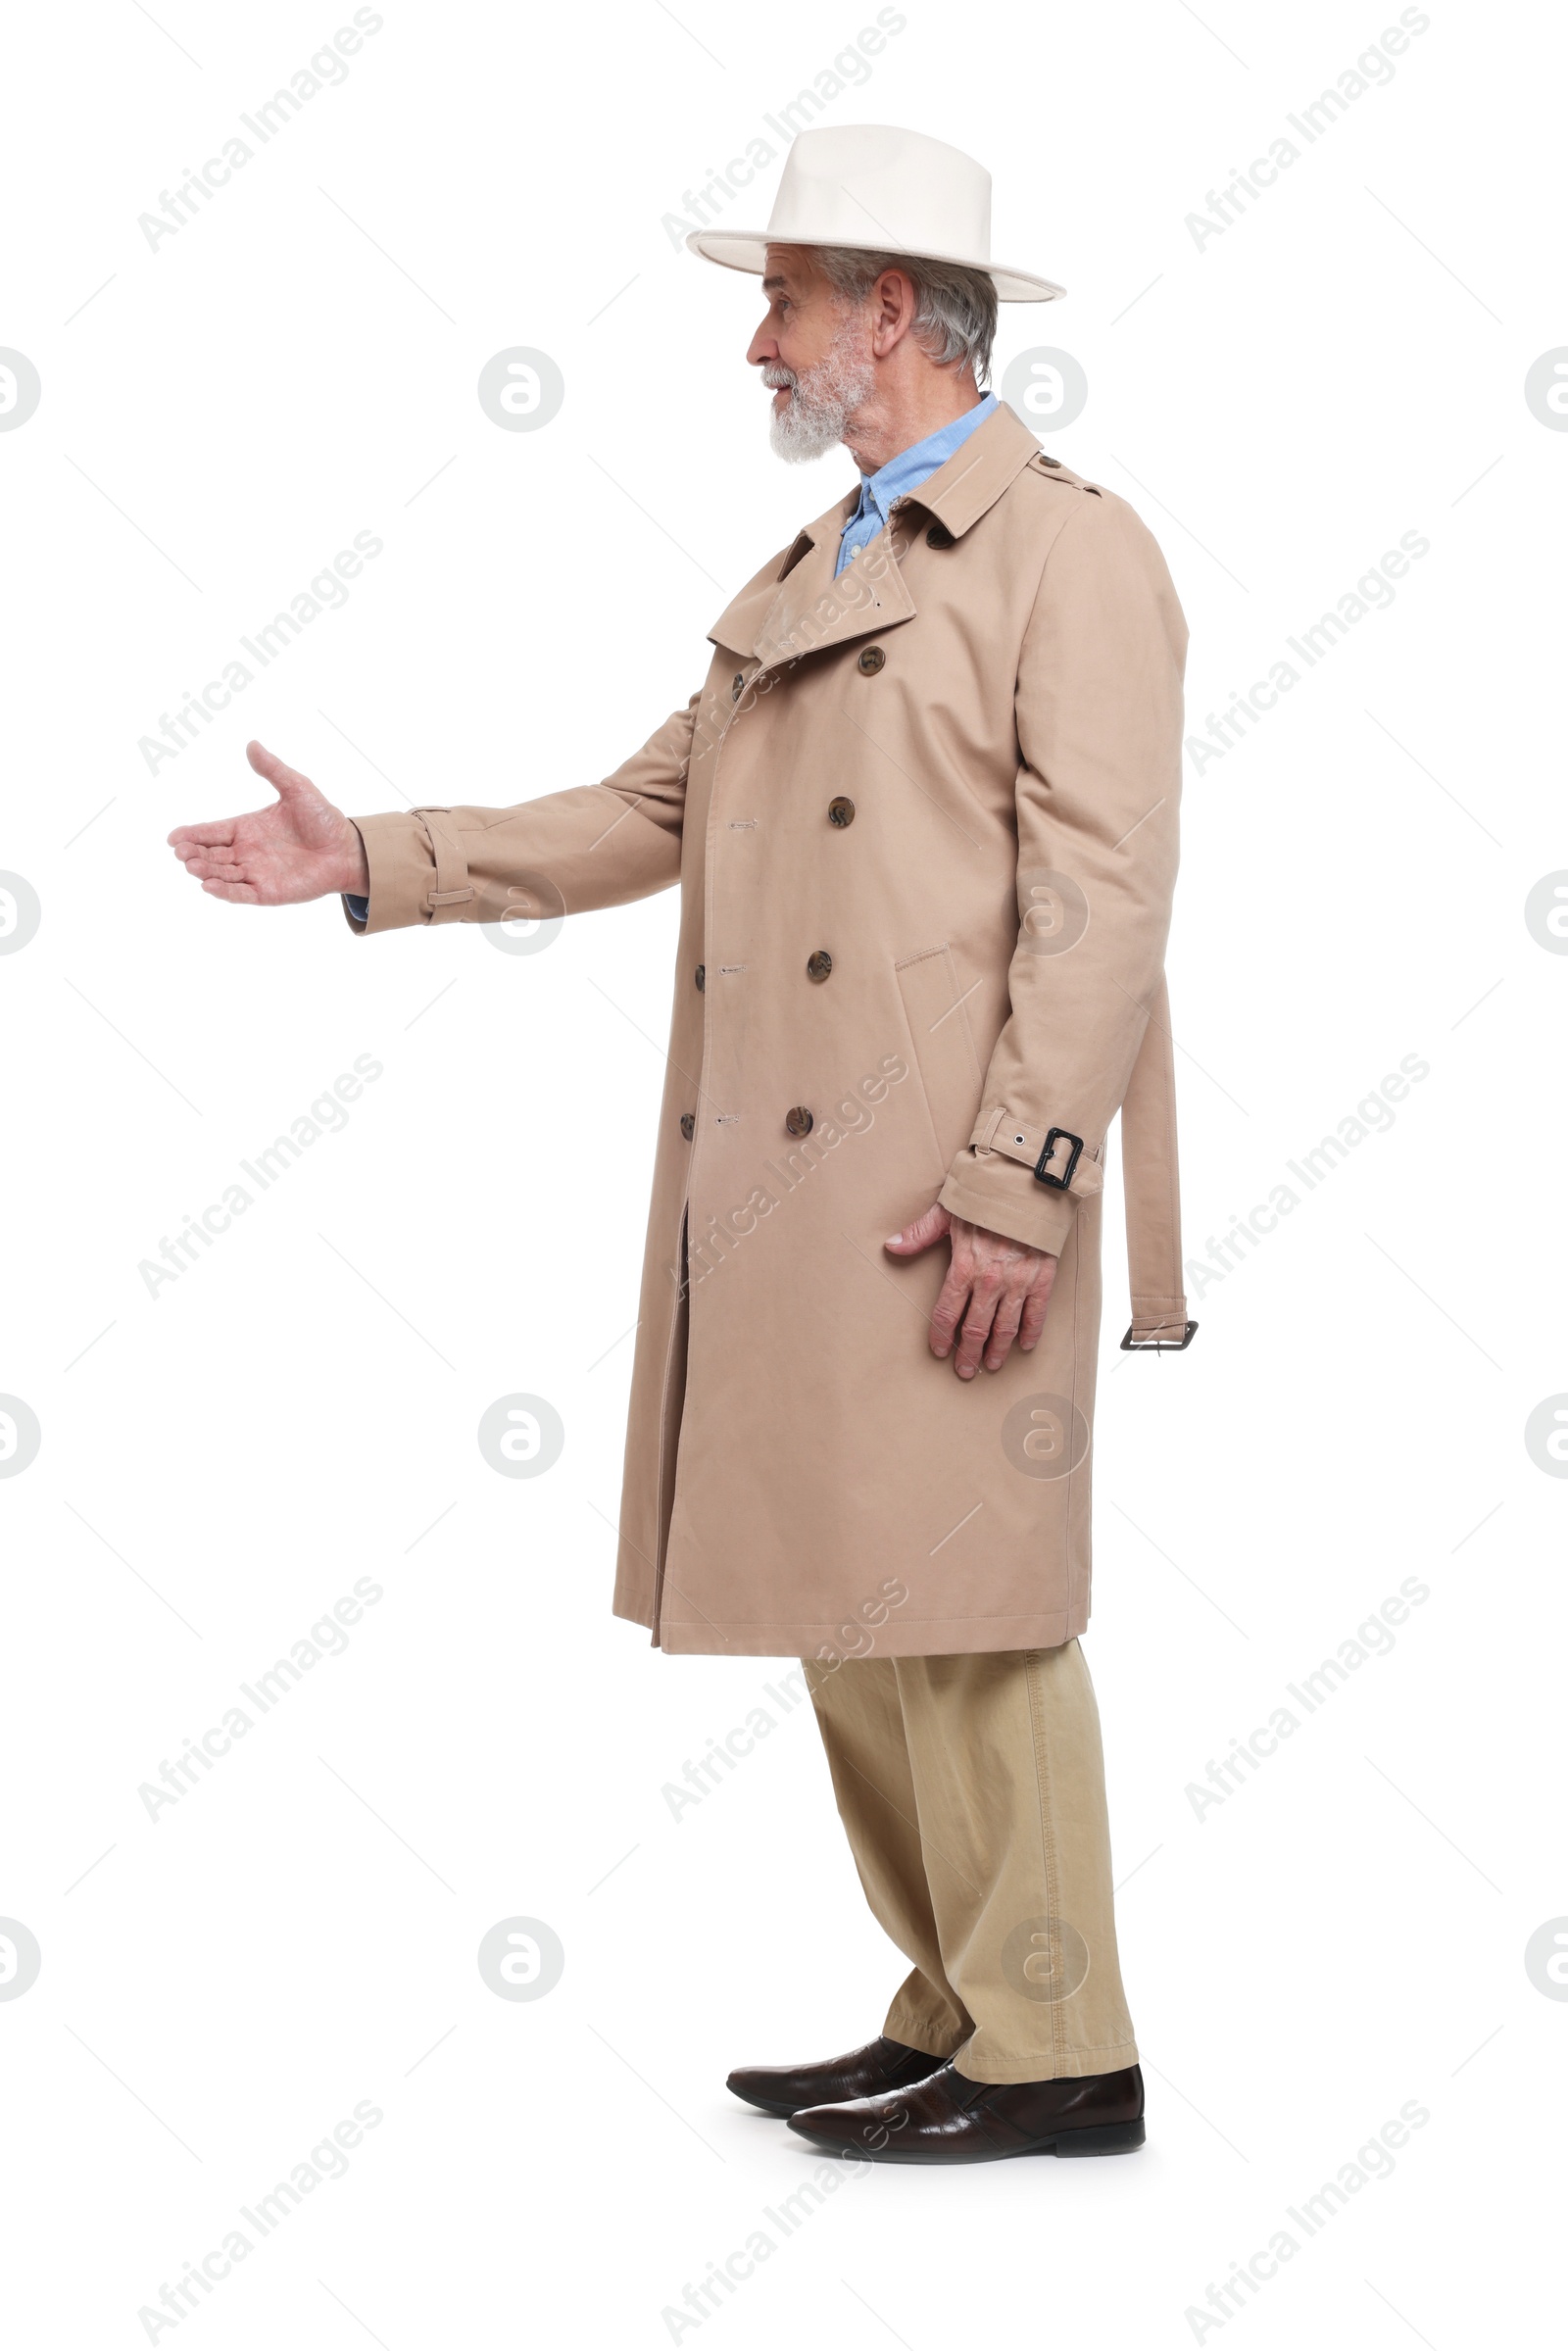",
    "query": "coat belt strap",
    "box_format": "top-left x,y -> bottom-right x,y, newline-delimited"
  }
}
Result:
1117,973 -> 1194,1347
965,971 -> 1194,1349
